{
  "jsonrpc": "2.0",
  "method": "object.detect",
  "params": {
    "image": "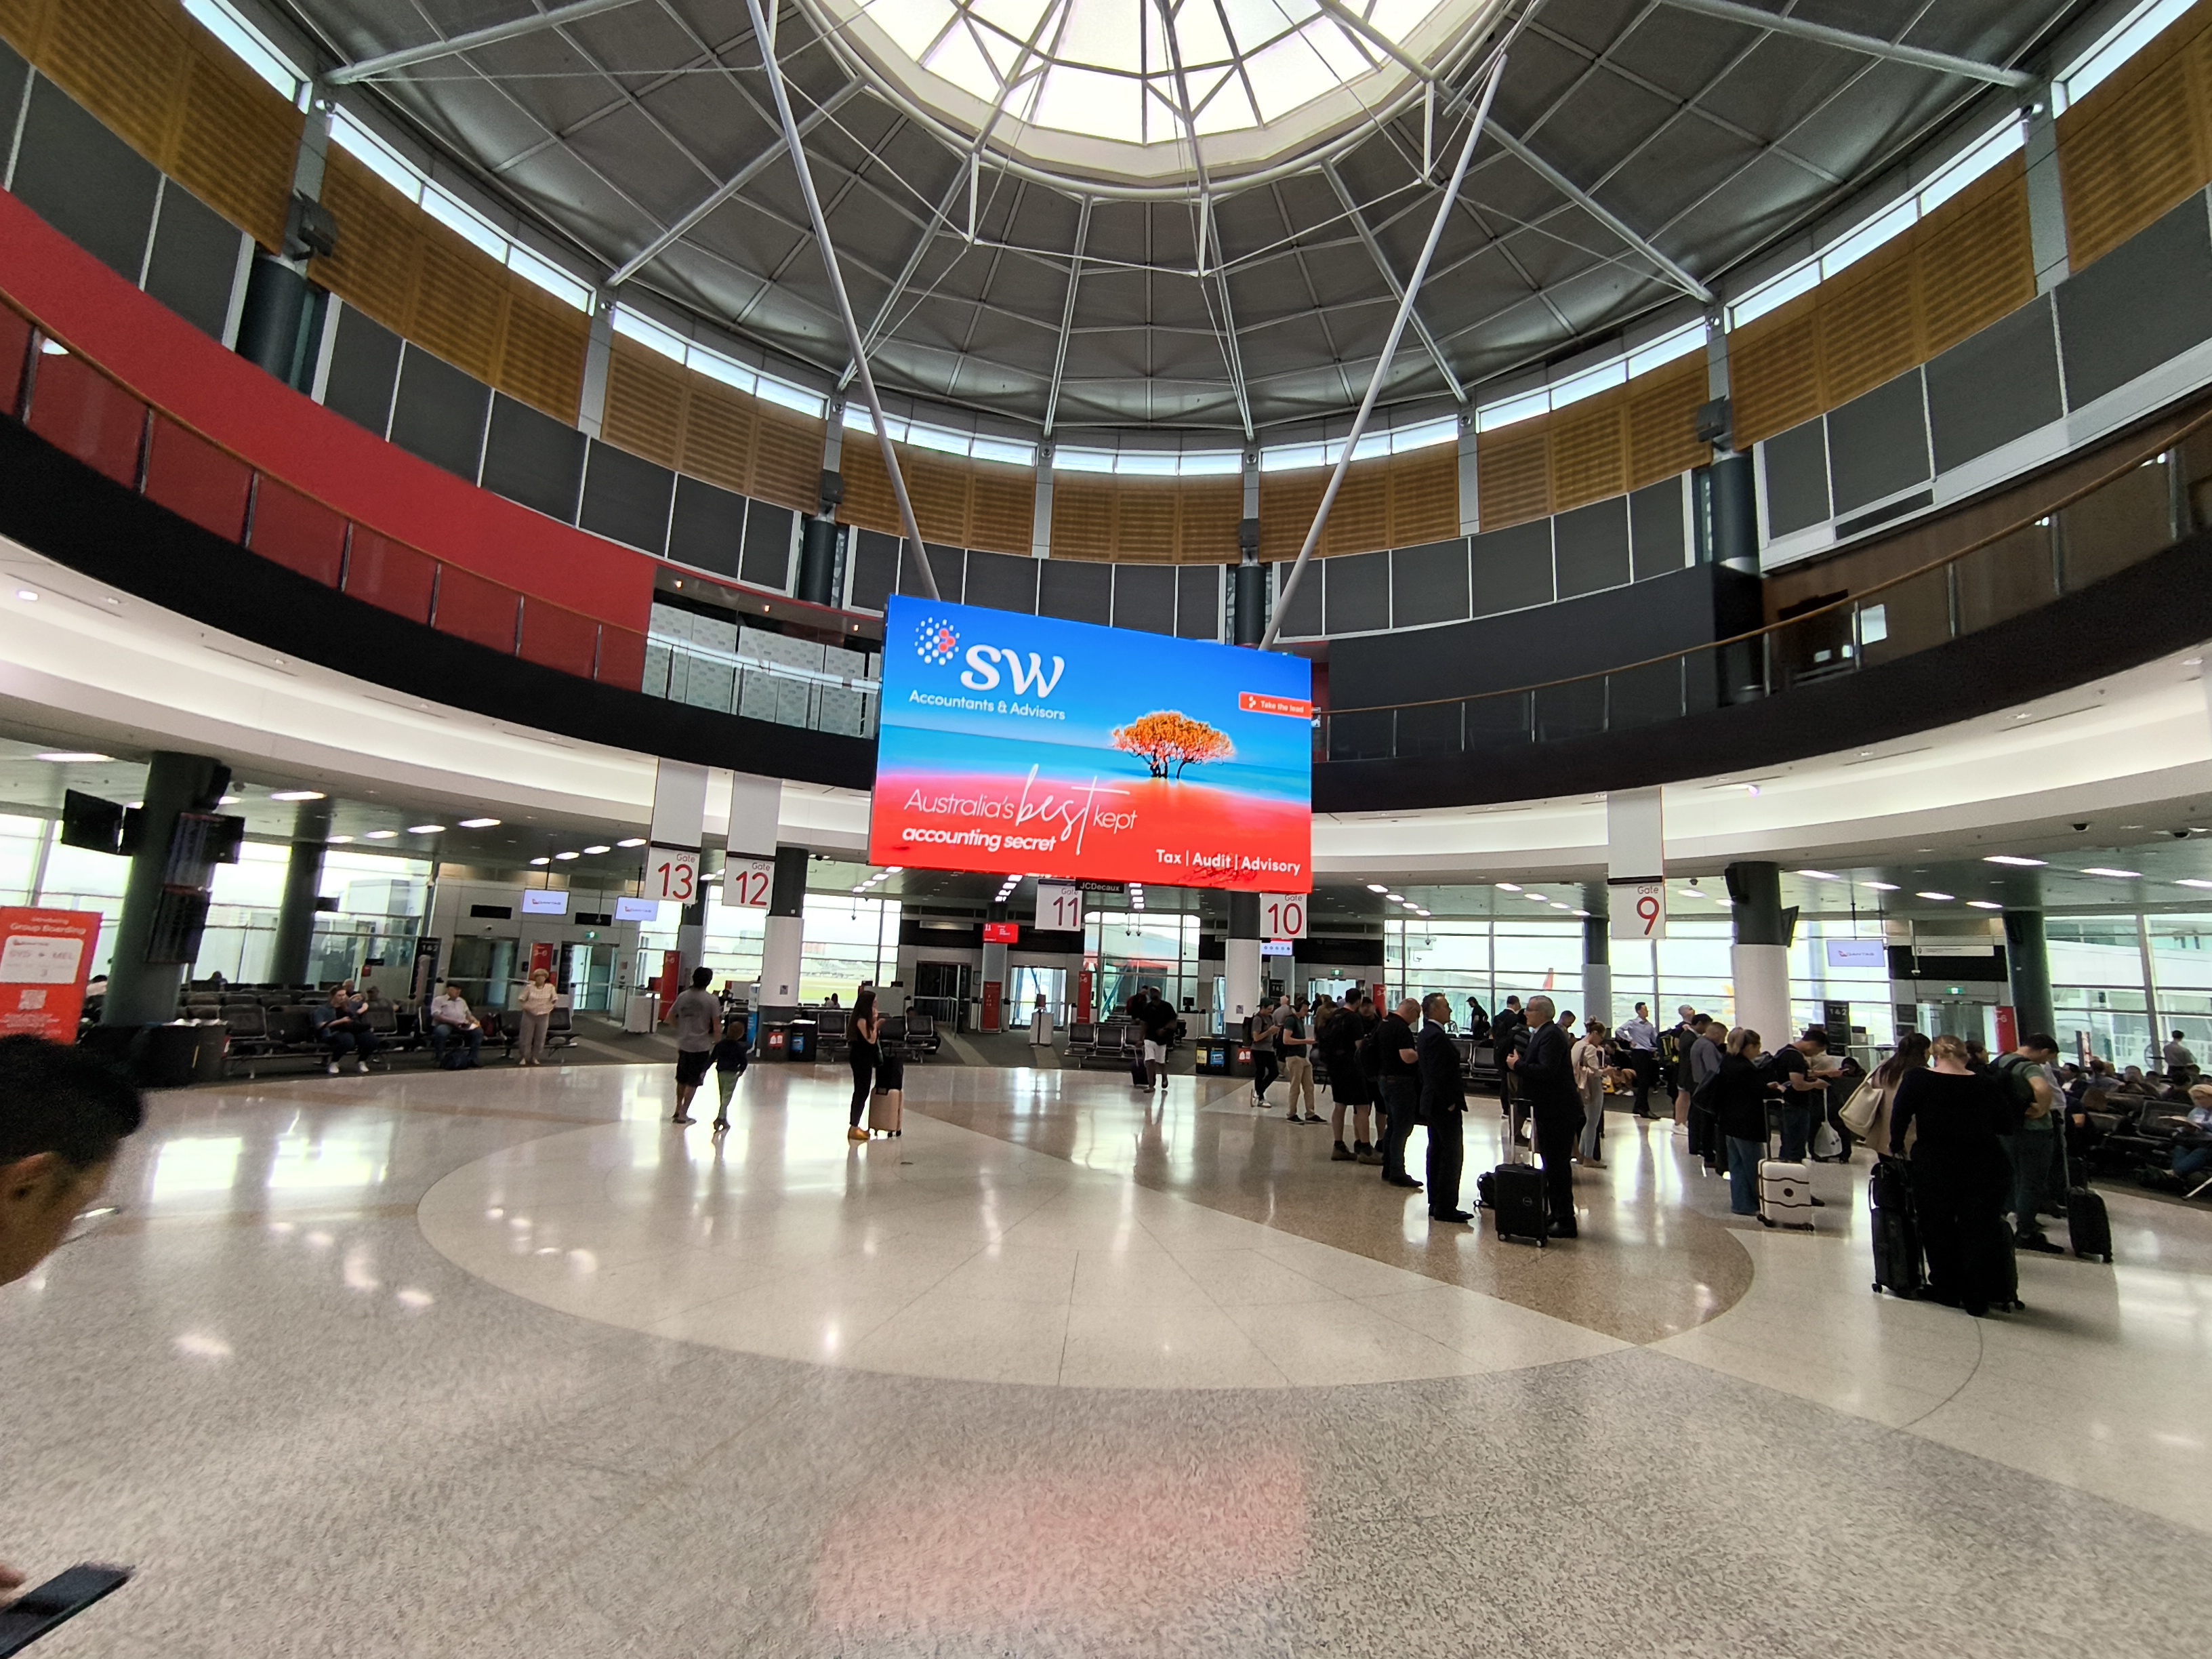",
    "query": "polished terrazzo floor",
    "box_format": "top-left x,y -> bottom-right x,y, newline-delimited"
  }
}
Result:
3,1059 -> 2209,1656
